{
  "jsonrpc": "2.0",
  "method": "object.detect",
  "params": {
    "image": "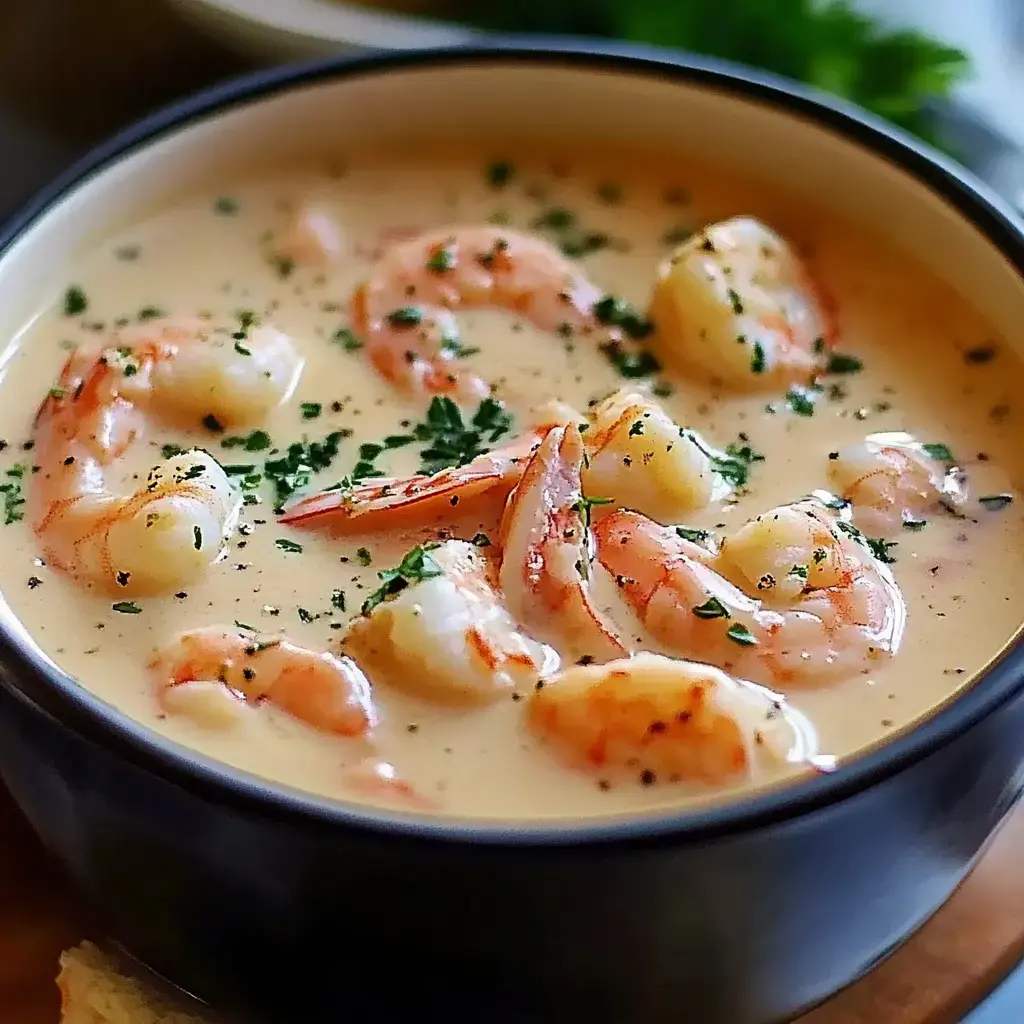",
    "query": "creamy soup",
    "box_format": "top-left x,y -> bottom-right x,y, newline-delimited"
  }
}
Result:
0,149 -> 1021,820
